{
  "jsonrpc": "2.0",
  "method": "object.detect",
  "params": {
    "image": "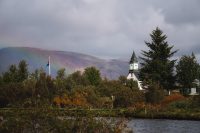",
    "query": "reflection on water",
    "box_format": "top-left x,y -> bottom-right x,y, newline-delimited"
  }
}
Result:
128,119 -> 200,133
